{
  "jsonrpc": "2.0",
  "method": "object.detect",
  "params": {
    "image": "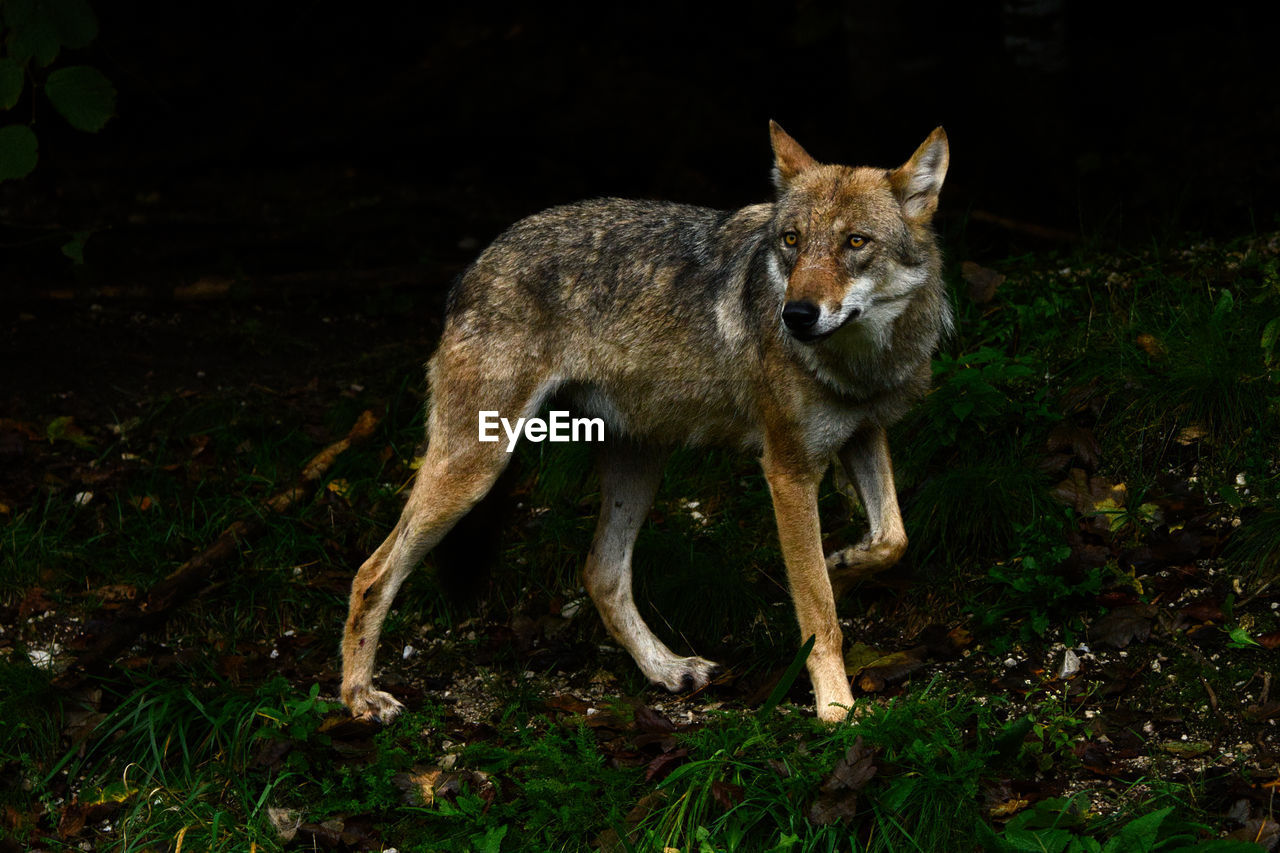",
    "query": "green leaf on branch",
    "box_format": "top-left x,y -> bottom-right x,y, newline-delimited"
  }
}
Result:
45,65 -> 115,132
2,0 -> 98,65
0,58 -> 24,110
49,0 -> 99,50
0,123 -> 38,181
62,229 -> 91,265
3,0 -> 62,65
